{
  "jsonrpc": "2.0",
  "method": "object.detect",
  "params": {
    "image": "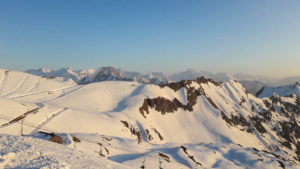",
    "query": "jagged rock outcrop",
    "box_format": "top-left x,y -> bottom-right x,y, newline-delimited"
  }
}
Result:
138,77 -> 300,163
